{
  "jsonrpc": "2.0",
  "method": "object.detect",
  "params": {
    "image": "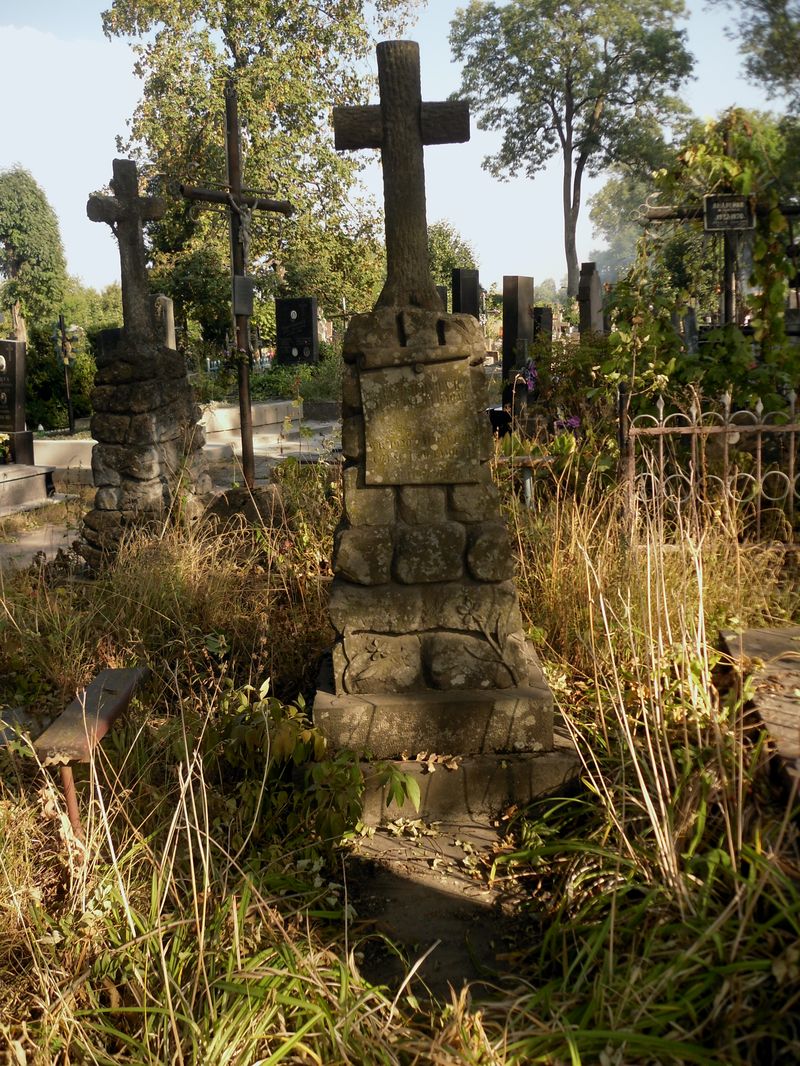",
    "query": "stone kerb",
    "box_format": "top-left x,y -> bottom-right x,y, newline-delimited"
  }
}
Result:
316,306 -> 553,758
